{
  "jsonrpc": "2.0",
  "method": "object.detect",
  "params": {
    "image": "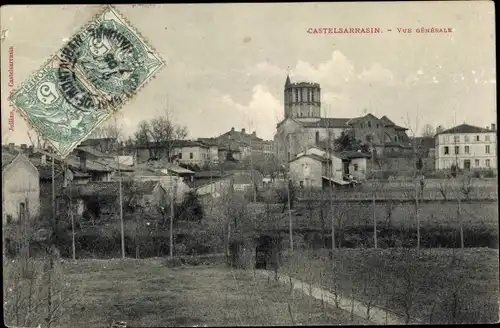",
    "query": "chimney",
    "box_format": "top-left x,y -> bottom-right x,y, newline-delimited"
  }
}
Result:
252,131 -> 256,136
491,123 -> 496,131
8,143 -> 15,150
231,127 -> 235,132
242,128 -> 246,134
20,144 -> 27,150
